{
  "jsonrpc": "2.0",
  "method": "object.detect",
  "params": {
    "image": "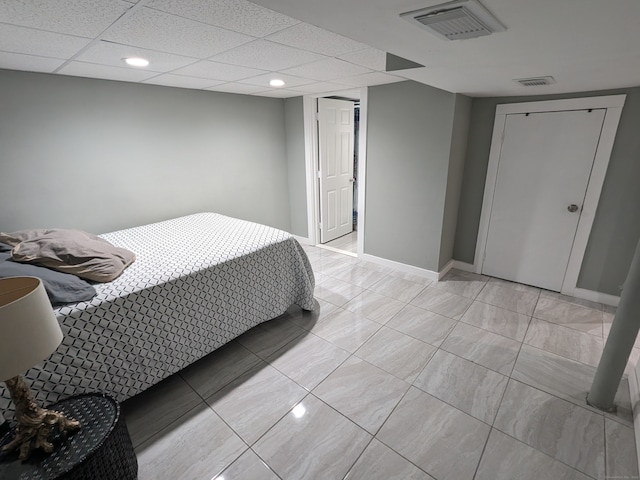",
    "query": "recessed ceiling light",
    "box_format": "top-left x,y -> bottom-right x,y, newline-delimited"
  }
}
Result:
269,79 -> 285,87
124,57 -> 149,67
